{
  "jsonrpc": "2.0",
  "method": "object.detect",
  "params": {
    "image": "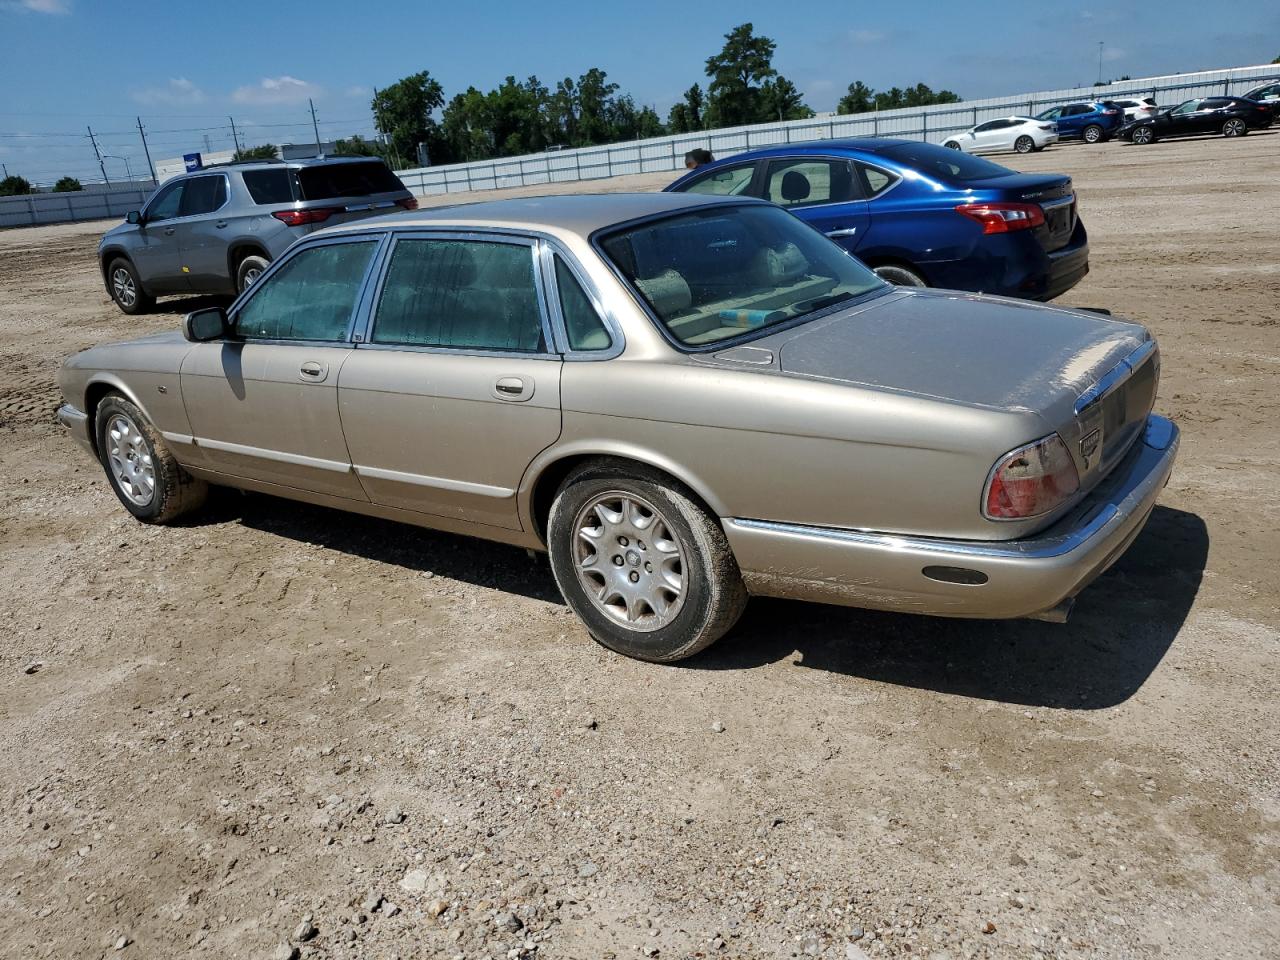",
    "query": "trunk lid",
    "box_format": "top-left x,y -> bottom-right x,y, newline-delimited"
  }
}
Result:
765,288 -> 1156,489
964,172 -> 1078,253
